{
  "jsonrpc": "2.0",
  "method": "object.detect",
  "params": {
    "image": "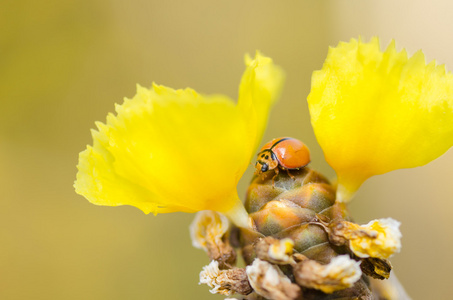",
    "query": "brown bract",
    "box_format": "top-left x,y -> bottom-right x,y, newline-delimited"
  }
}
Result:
360,257 -> 392,280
